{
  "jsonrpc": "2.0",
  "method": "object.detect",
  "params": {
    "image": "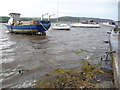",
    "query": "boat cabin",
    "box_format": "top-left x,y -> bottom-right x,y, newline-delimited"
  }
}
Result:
8,13 -> 21,25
